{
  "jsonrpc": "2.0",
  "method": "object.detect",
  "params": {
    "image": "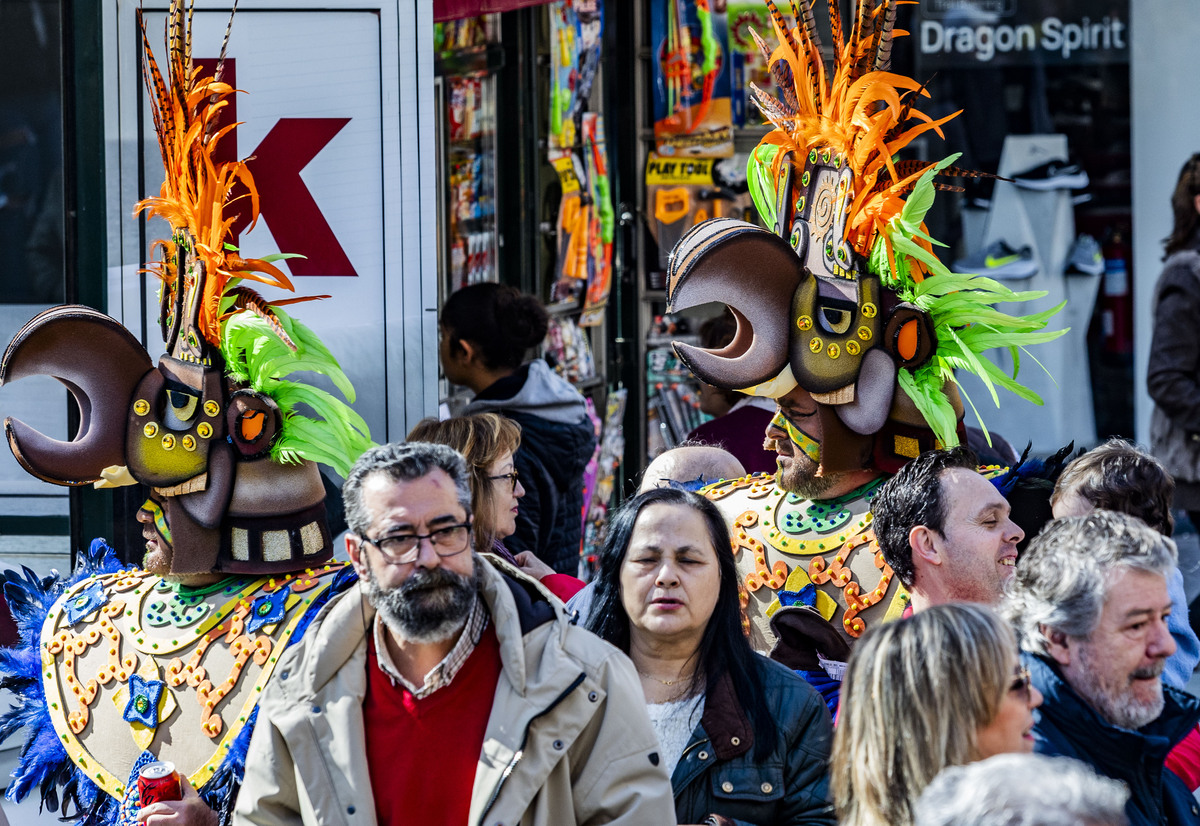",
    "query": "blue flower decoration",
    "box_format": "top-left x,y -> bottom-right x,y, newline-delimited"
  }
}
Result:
66,581 -> 109,625
123,675 -> 165,728
779,584 -> 818,609
247,589 -> 288,634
